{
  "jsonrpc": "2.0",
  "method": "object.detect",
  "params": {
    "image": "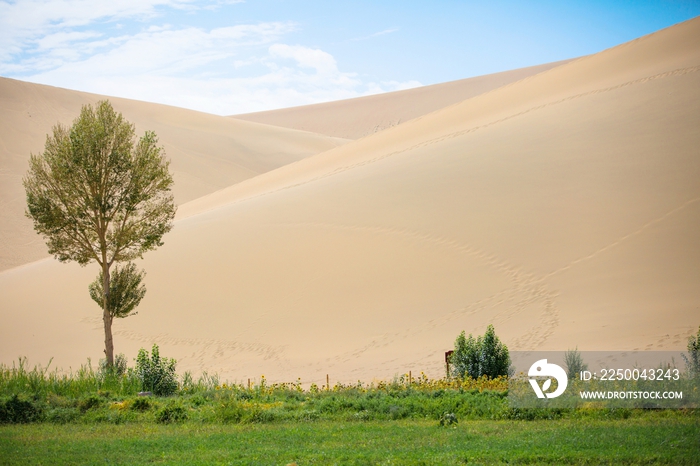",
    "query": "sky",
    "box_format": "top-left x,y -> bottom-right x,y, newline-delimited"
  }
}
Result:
1,0 -> 699,115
